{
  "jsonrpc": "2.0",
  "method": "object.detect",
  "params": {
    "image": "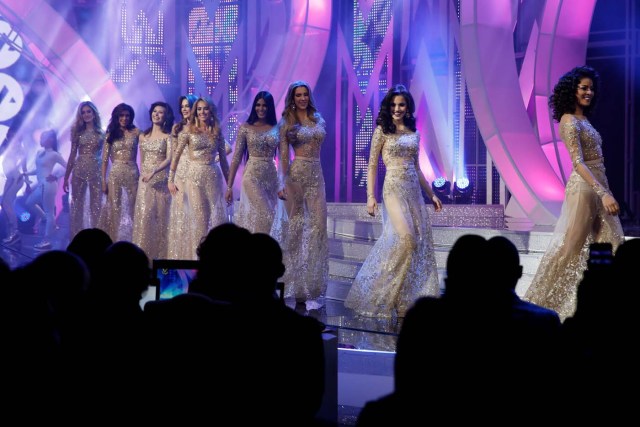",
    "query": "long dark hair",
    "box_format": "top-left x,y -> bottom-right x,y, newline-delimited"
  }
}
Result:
173,94 -> 198,136
549,65 -> 600,122
143,101 -> 175,136
377,84 -> 417,134
106,103 -> 135,144
247,91 -> 277,126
